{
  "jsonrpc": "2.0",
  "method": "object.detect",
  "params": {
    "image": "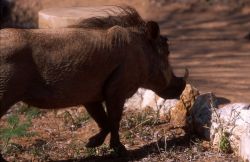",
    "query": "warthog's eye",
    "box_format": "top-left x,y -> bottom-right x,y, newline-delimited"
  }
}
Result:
162,36 -> 168,43
160,36 -> 168,43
